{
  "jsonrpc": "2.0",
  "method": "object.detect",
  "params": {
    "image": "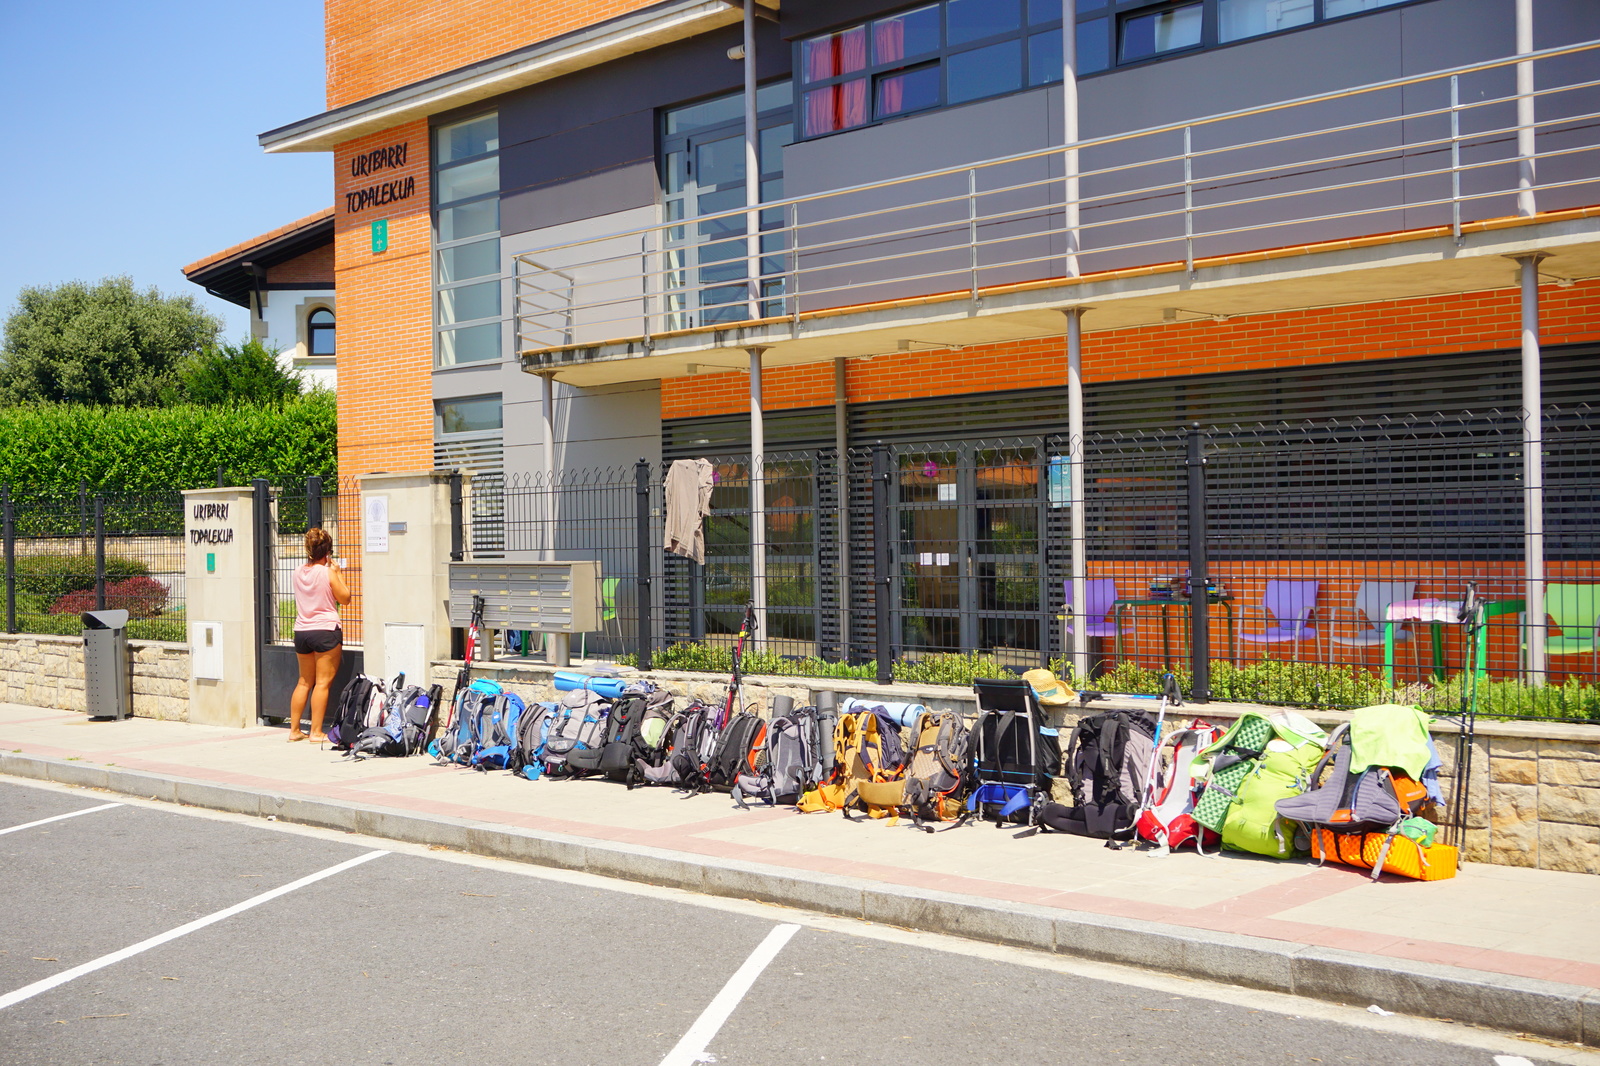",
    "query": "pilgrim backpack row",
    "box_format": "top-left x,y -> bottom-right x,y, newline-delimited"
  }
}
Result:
796,703 -> 971,826
347,678 -> 444,760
